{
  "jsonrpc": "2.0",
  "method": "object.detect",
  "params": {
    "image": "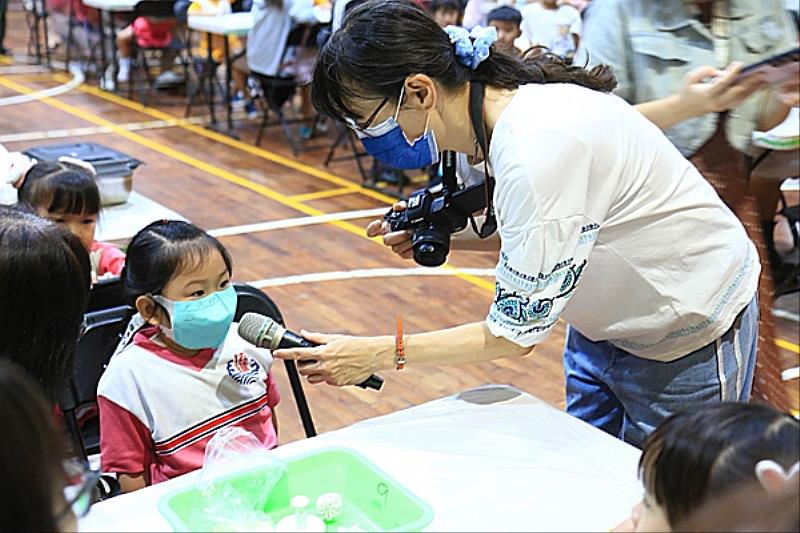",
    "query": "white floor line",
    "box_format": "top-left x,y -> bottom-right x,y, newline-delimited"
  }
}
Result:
772,308 -> 800,323
782,366 -> 800,381
208,207 -> 389,238
0,115 -> 213,143
0,68 -> 83,106
249,267 -> 496,288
